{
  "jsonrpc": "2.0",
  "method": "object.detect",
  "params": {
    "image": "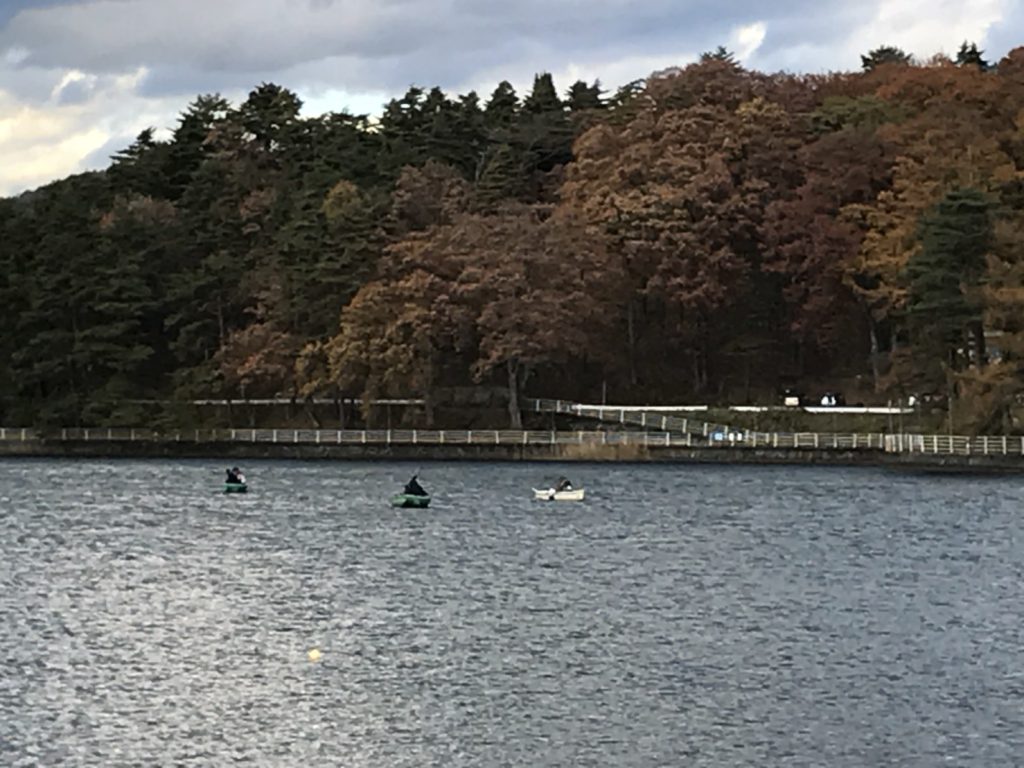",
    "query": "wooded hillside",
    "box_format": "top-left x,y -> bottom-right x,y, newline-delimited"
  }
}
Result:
3,44 -> 1023,431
